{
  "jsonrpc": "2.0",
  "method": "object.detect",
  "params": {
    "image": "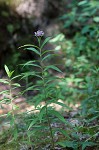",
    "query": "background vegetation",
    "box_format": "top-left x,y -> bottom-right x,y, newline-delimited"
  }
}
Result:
0,0 -> 99,149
